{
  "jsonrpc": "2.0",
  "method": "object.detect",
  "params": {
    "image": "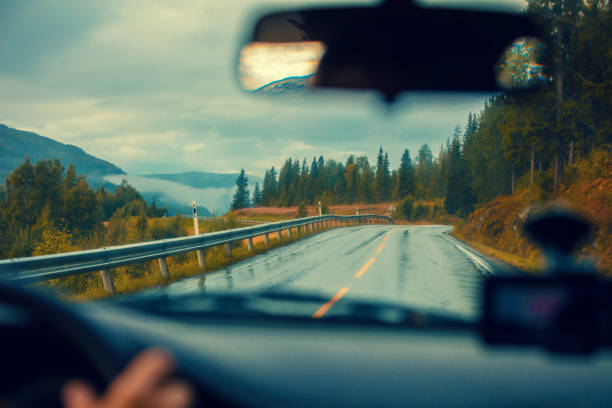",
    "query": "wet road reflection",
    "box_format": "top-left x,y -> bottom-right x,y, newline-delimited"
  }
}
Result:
131,225 -> 486,319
